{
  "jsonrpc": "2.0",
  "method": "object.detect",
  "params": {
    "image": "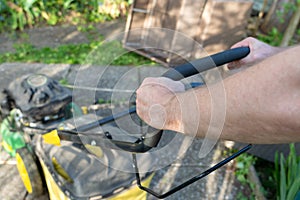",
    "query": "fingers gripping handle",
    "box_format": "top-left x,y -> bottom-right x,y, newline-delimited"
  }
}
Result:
162,47 -> 250,80
144,47 -> 250,149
